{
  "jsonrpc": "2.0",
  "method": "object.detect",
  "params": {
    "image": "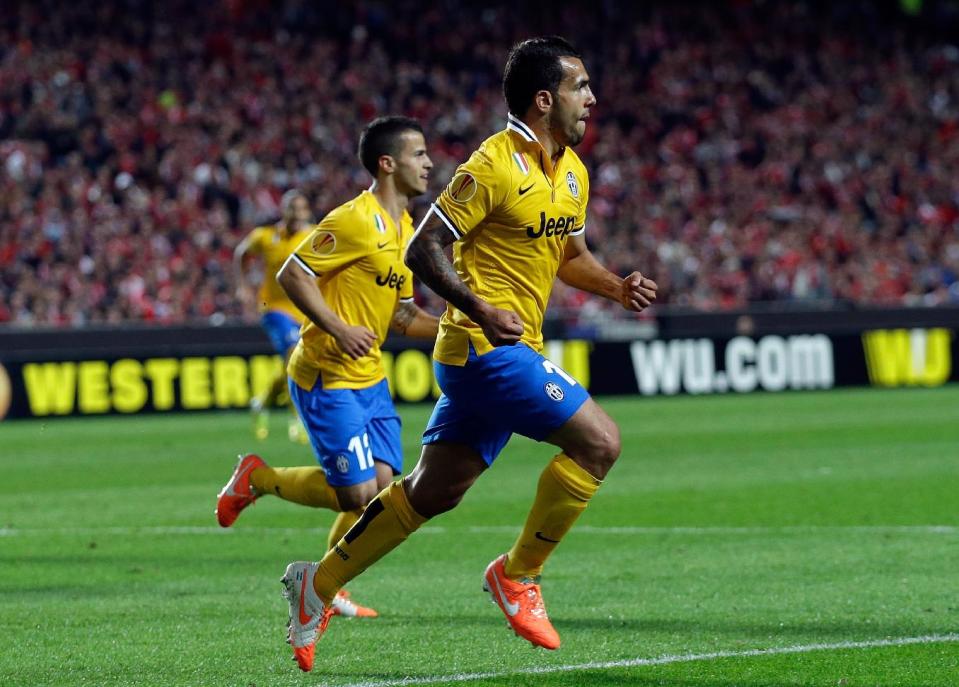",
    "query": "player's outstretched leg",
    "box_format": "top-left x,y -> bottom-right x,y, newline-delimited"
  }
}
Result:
215,453 -> 266,527
485,399 -> 613,649
483,553 -> 560,650
323,509 -> 378,617
281,561 -> 334,672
